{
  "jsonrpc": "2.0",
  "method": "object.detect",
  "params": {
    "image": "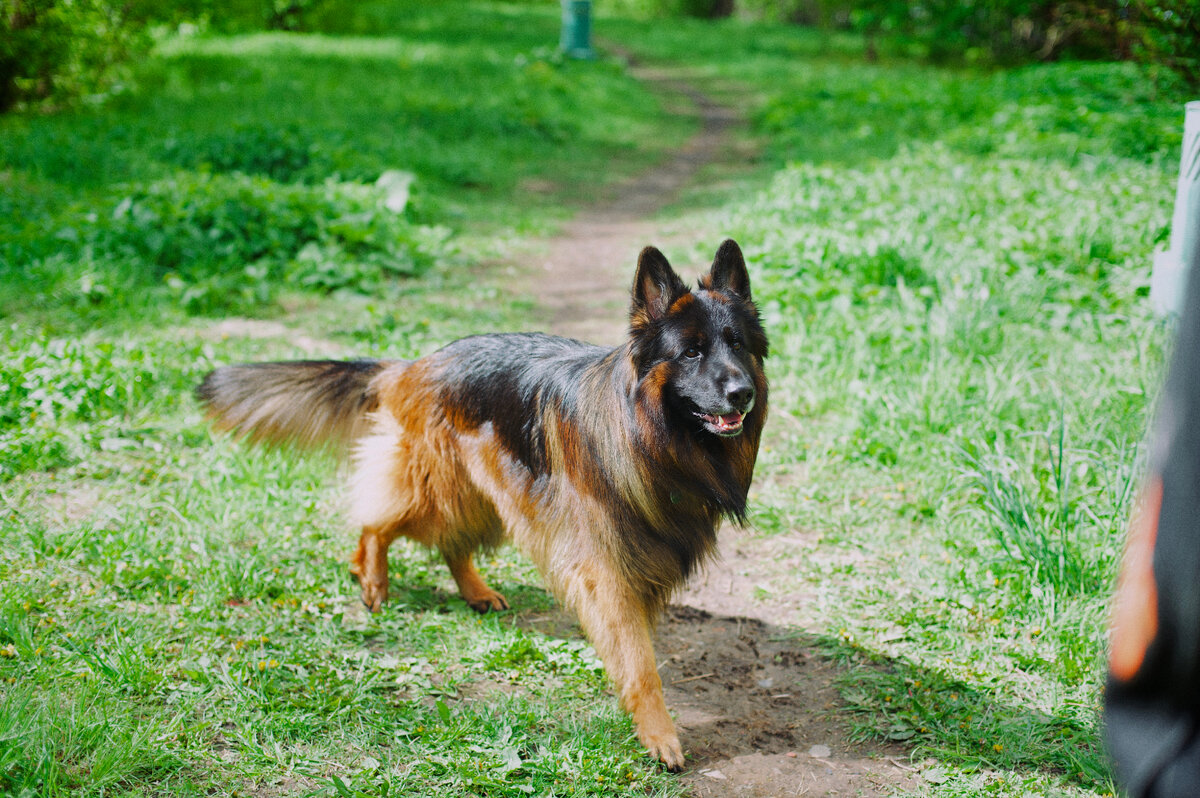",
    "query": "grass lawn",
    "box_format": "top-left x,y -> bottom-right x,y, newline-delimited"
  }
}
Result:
0,2 -> 1188,796
615,13 -> 1180,796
